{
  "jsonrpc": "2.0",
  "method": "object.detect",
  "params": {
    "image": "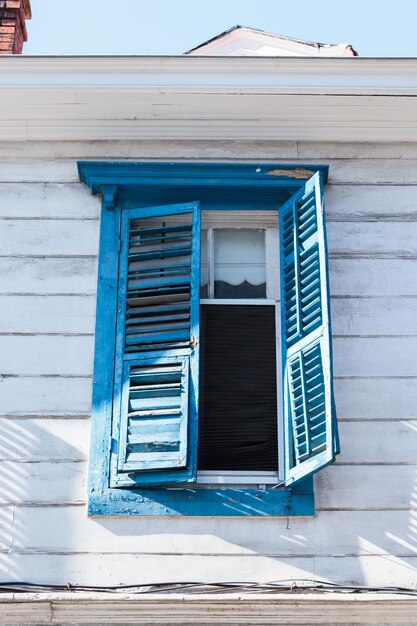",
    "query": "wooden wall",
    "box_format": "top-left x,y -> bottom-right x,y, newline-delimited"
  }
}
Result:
1,140 -> 417,587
